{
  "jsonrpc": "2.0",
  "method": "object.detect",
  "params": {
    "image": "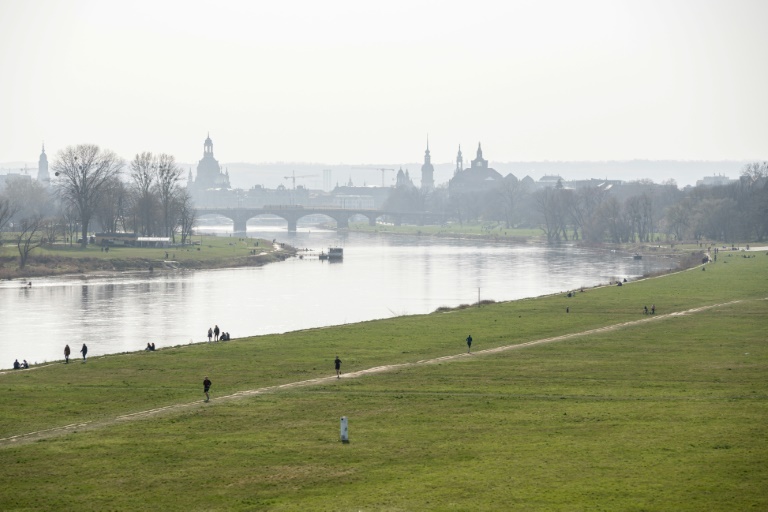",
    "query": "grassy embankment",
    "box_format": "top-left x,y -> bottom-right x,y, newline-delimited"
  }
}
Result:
349,221 -> 542,241
0,235 -> 294,280
347,221 -> 704,258
0,249 -> 765,510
